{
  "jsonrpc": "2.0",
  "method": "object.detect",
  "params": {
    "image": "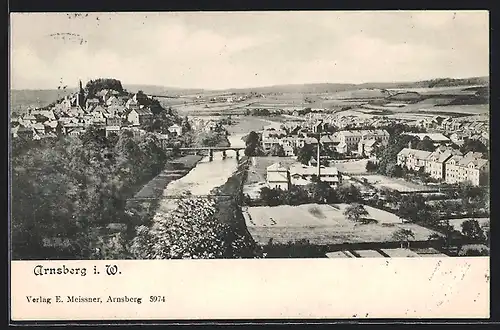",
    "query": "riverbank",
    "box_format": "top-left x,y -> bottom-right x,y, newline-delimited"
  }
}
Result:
125,154 -> 204,230
209,156 -> 263,257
